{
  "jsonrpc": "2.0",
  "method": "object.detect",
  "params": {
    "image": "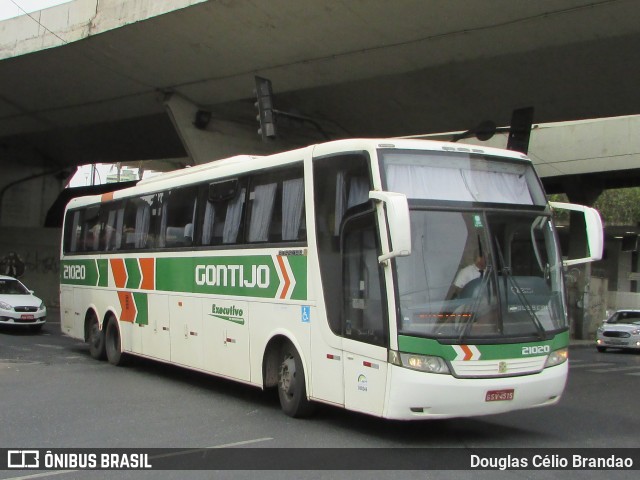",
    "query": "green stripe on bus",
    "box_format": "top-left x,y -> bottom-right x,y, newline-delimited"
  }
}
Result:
155,255 -> 308,300
125,258 -> 141,289
288,255 -> 307,300
97,259 -> 108,287
62,254 -> 308,300
60,259 -> 99,286
133,292 -> 148,325
398,330 -> 570,360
